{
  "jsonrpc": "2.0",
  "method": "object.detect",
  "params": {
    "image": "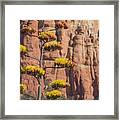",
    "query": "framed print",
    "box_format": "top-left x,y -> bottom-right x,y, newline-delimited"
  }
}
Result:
0,0 -> 118,119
